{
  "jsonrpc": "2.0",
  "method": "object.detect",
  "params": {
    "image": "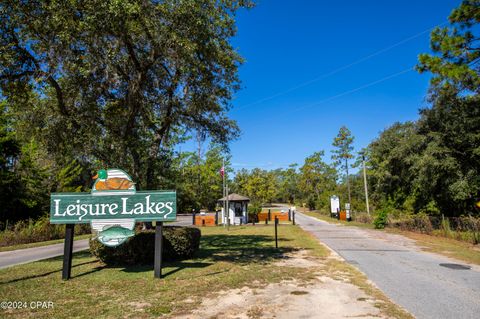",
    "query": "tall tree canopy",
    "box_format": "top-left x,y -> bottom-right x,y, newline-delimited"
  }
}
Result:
232,168 -> 277,206
177,144 -> 228,212
417,0 -> 480,96
299,151 -> 336,210
360,0 -> 480,216
414,0 -> 480,215
0,0 -> 251,190
331,126 -> 354,205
